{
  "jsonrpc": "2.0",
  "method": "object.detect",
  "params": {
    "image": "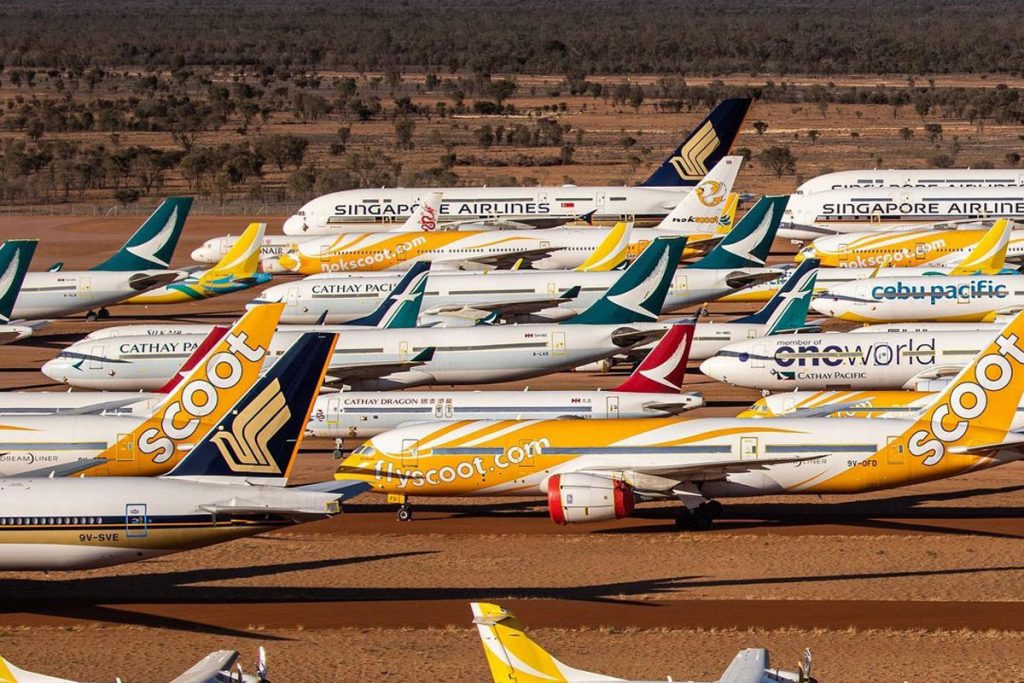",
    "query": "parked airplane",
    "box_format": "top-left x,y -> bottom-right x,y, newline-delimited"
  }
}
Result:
719,221 -> 1011,303
0,649 -> 270,683
794,218 -> 1021,269
340,311 -> 1024,528
472,602 -> 813,683
622,257 -> 819,365
269,157 -> 750,274
0,330 -> 367,570
0,240 -> 39,343
0,304 -> 280,477
308,323 -> 701,446
794,168 -> 1024,196
46,237 -> 686,391
699,326 -> 1003,391
780,185 -> 1024,240
281,98 -> 751,235
127,221 -> 270,304
11,197 -> 191,320
250,192 -> 783,324
812,273 -> 1024,323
